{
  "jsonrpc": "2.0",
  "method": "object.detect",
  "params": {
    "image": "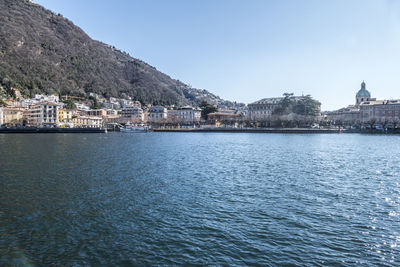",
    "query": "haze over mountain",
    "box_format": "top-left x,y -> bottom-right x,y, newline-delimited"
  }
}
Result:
0,0 -> 234,107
